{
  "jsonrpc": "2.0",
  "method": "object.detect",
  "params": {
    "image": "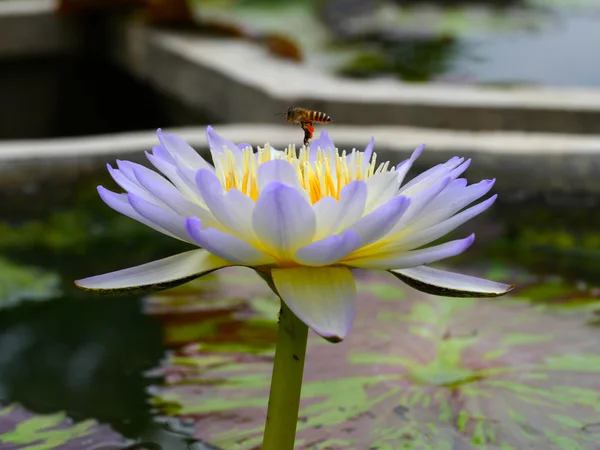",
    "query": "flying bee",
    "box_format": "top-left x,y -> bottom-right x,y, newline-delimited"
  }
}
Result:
277,107 -> 331,147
